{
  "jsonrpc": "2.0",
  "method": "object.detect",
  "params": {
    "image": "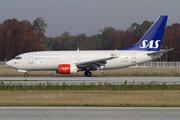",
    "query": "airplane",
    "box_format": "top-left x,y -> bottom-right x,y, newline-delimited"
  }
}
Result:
6,15 -> 173,77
